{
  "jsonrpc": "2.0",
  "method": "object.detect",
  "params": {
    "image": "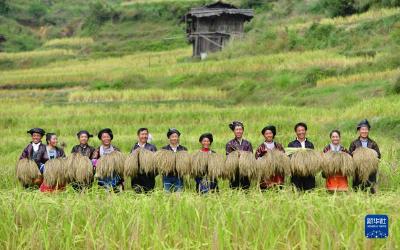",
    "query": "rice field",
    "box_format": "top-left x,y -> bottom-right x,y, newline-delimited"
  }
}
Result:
1,3 -> 400,249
